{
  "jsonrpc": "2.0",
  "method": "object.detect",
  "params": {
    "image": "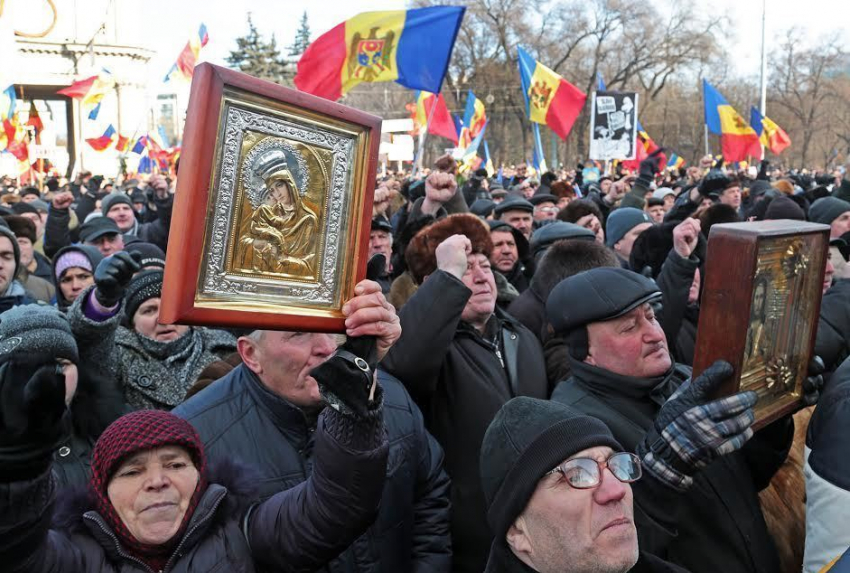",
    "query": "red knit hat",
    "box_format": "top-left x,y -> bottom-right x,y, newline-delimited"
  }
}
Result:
90,410 -> 208,569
